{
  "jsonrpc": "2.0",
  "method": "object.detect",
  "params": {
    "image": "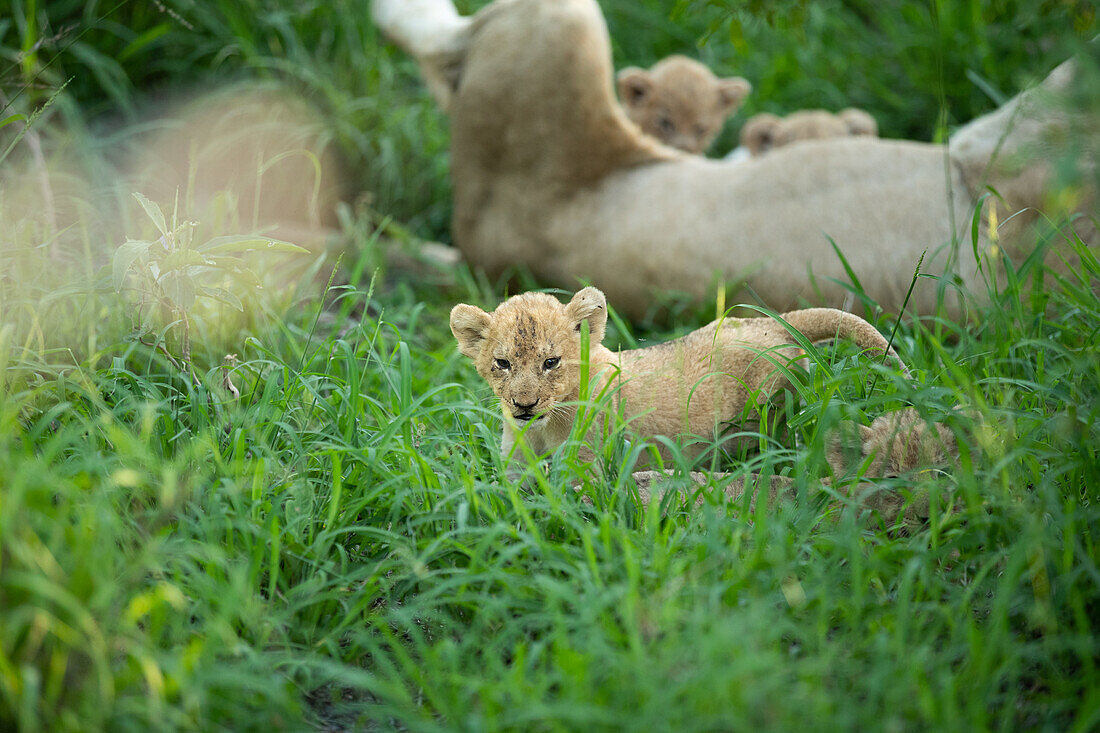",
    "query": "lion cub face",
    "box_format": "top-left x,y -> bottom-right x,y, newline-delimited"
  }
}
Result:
617,55 -> 751,154
826,408 -> 960,480
450,288 -> 608,429
825,407 -> 975,528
